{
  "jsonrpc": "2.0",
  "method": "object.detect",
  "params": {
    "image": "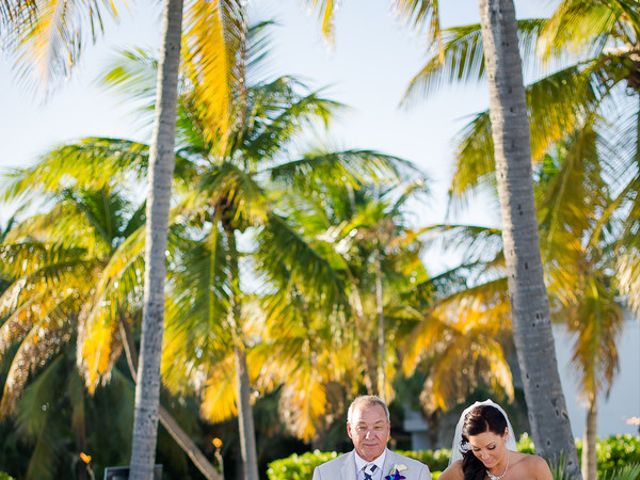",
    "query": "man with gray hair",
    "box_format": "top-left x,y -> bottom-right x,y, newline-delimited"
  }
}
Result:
313,395 -> 431,480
